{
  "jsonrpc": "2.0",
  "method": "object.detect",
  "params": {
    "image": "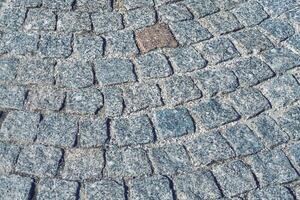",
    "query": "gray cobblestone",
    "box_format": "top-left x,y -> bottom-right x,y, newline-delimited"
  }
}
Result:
79,117 -> 107,148
213,160 -> 256,197
158,3 -> 193,22
174,170 -> 222,199
105,147 -> 152,178
169,20 -> 212,45
95,58 -> 136,86
75,0 -> 112,11
65,88 -> 103,114
37,178 -> 78,200
0,175 -> 33,200
125,7 -> 156,29
0,57 -> 19,82
16,145 -> 62,177
124,0 -> 154,10
186,131 -> 235,166
286,142 -> 300,172
40,34 -> 73,58
62,148 -> 104,180
232,1 -> 268,27
249,114 -> 289,148
260,74 -> 300,107
228,88 -> 271,119
257,0 -> 297,16
74,34 -> 104,60
83,180 -> 125,200
260,19 -> 295,42
204,11 -> 243,35
0,85 -> 26,109
214,0 -> 247,10
0,142 -> 20,174
43,0 -> 74,10
162,75 -> 202,105
57,12 -> 91,32
248,185 -> 295,200
231,29 -> 274,54
153,107 -> 195,139
230,57 -> 274,87
37,113 -> 78,147
103,87 -> 123,117
128,175 -> 173,200
136,51 -> 172,79
24,9 -> 56,31
0,7 -> 26,30
166,46 -> 207,73
0,111 -> 40,143
150,144 -> 192,174
277,106 -> 300,140
124,84 -> 162,113
11,0 -> 42,7
92,12 -> 123,34
28,87 -> 65,111
112,115 -> 154,146
184,0 -> 219,18
191,99 -> 240,129
223,123 -> 264,156
285,34 -> 300,54
193,68 -> 238,97
197,37 -> 240,64
247,149 -> 299,186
